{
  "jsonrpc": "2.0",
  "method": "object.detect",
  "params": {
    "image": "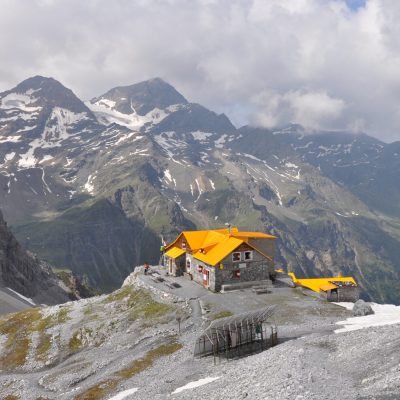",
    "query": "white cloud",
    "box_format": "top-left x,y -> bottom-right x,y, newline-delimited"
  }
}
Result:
252,89 -> 346,131
0,0 -> 400,142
